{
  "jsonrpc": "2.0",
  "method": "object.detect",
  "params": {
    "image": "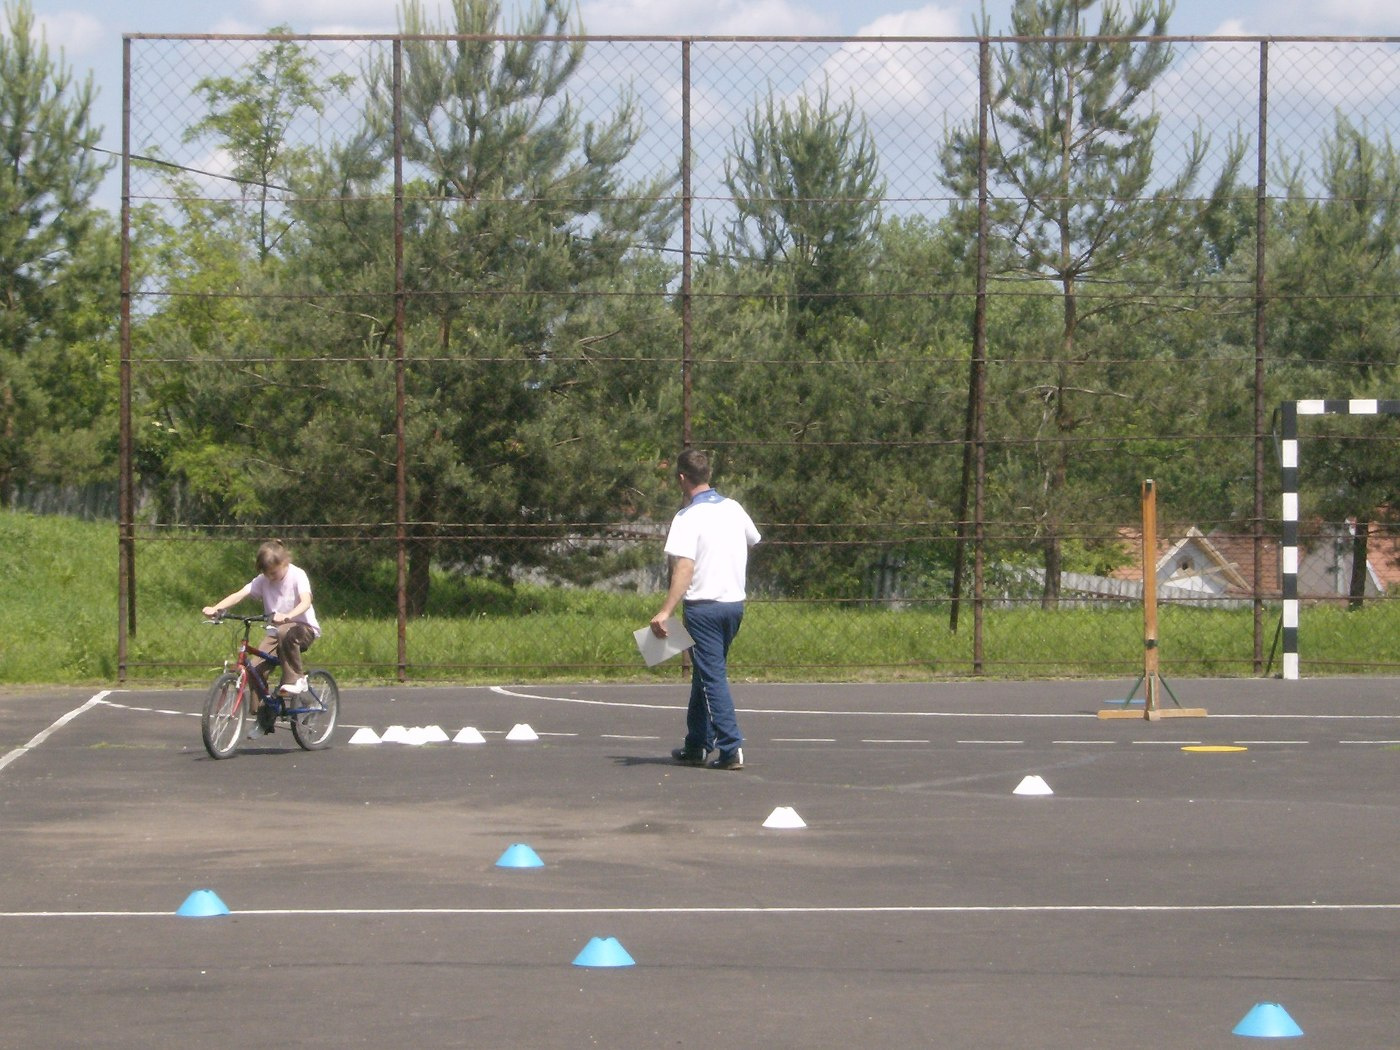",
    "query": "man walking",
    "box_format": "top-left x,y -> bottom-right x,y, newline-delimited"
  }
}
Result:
650,449 -> 761,770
